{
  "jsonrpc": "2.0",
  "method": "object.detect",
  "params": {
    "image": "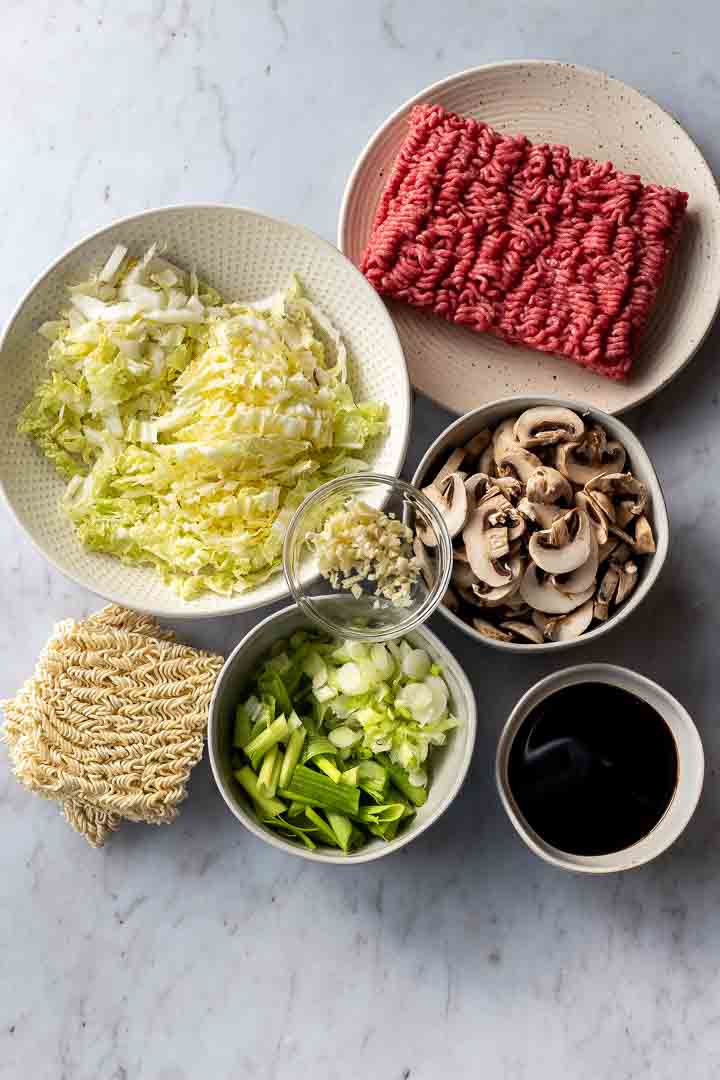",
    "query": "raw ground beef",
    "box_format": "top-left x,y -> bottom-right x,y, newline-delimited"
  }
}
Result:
361,104 -> 688,380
